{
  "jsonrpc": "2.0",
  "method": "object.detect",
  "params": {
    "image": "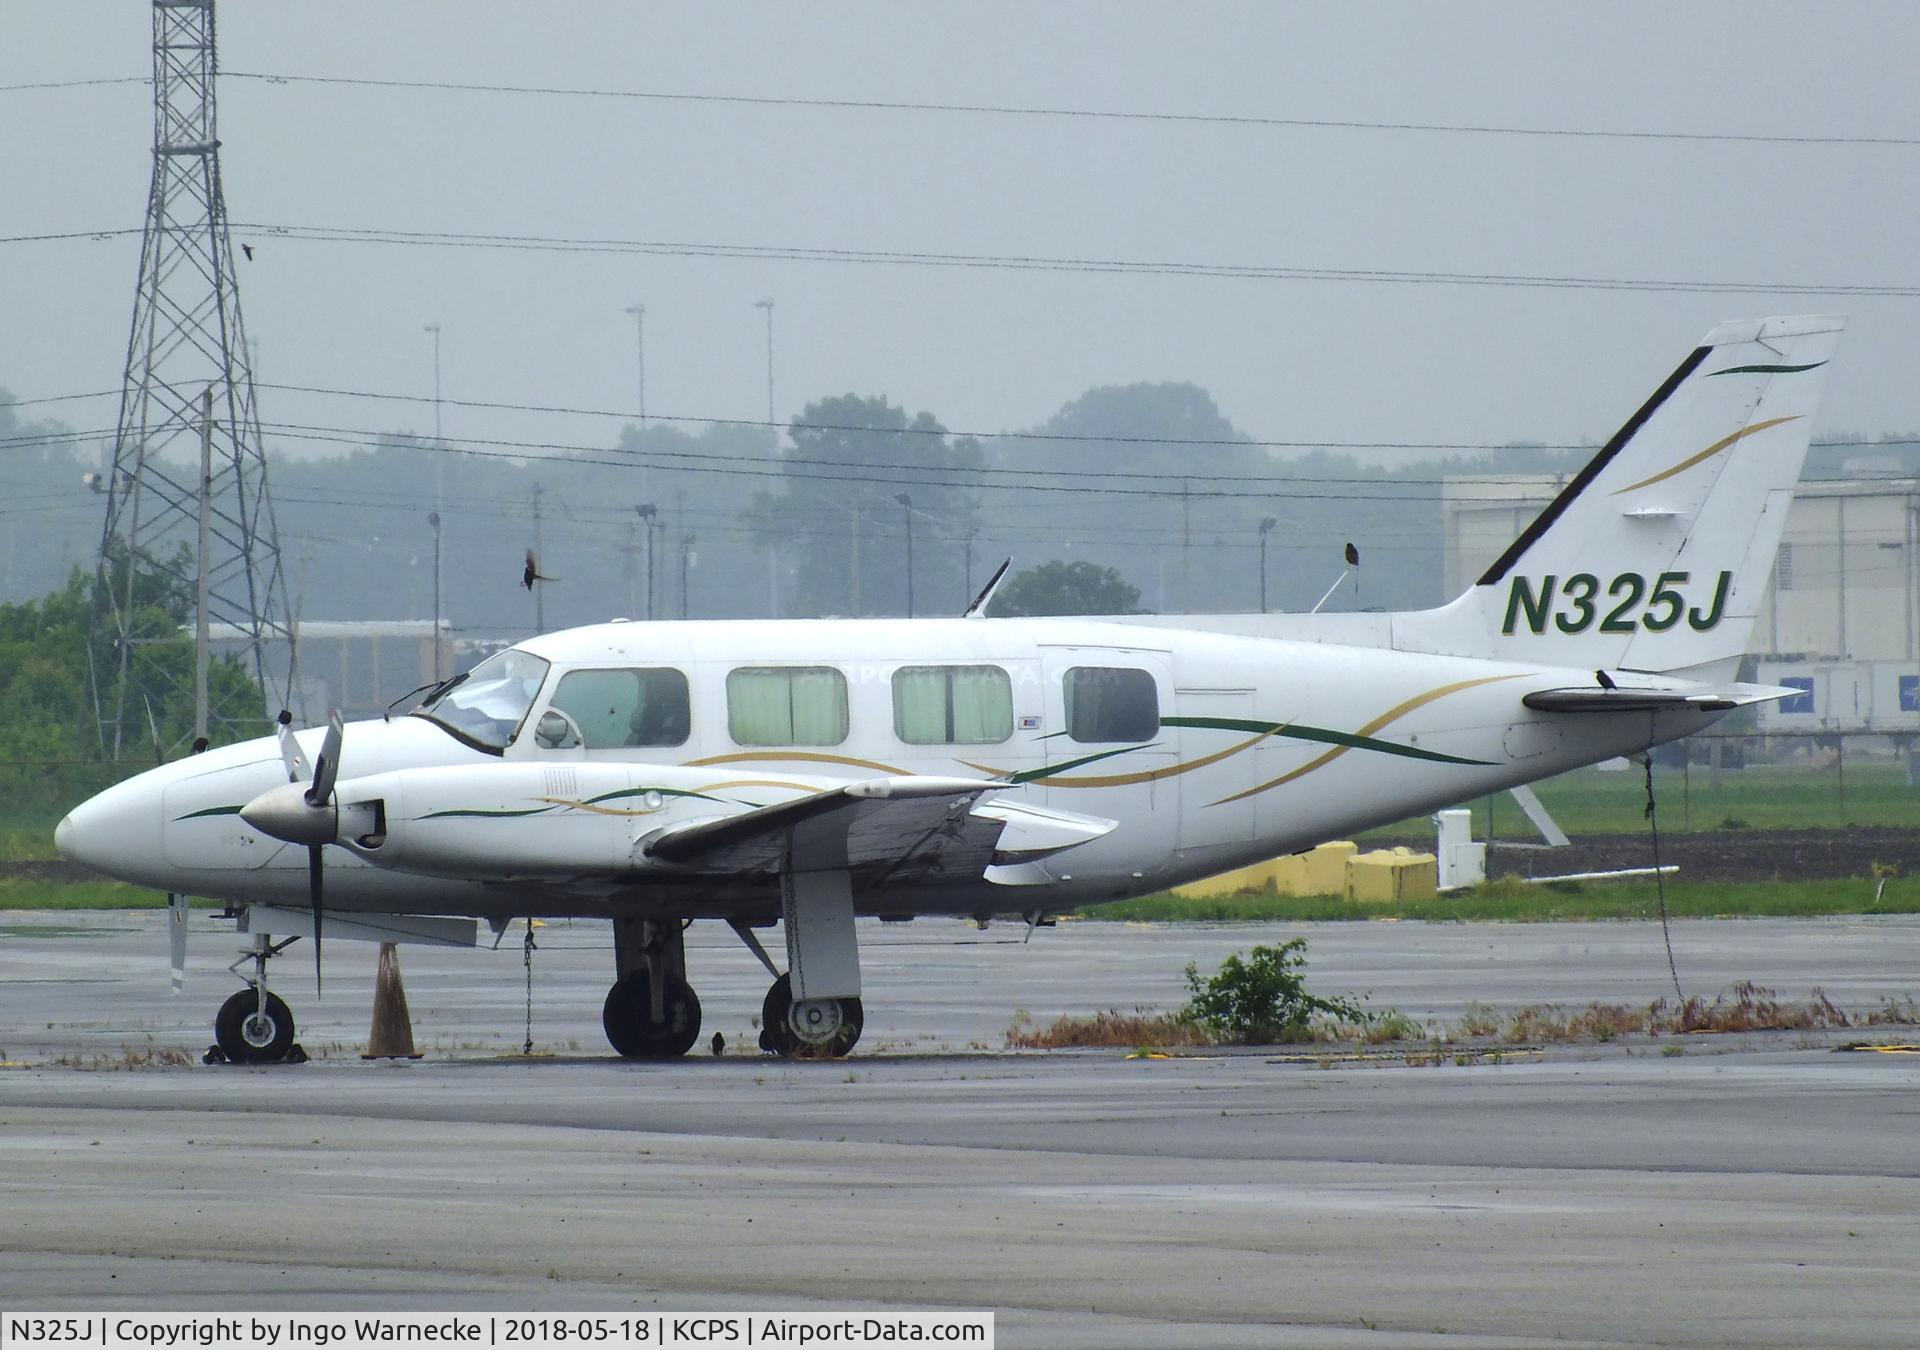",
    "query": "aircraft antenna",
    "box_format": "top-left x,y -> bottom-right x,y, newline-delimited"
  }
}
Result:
962,558 -> 1014,618
88,0 -> 298,758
